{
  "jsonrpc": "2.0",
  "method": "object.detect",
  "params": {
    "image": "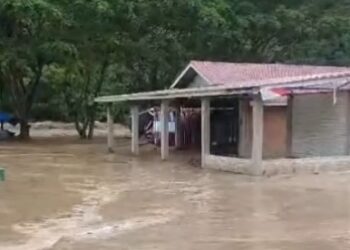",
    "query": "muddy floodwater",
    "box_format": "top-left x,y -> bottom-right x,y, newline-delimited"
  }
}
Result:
0,138 -> 350,250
